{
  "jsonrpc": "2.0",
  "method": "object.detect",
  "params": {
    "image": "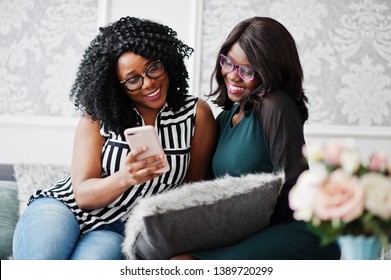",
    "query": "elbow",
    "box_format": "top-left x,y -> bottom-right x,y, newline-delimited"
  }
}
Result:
72,185 -> 91,210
